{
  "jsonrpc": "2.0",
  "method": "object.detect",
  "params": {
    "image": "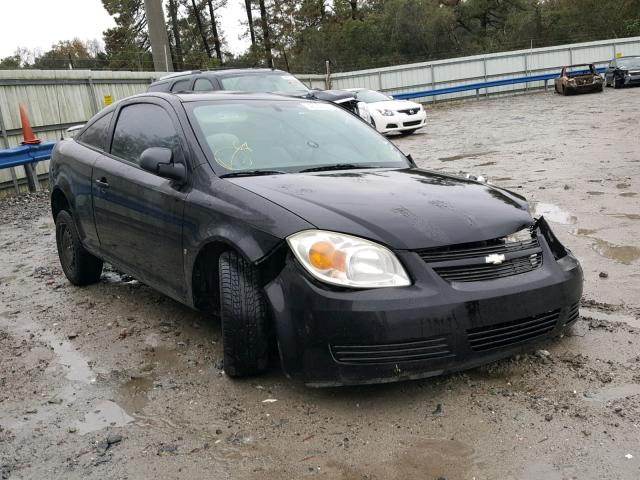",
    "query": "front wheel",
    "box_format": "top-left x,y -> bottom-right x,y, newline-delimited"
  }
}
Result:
55,210 -> 103,286
218,251 -> 269,377
613,77 -> 621,89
